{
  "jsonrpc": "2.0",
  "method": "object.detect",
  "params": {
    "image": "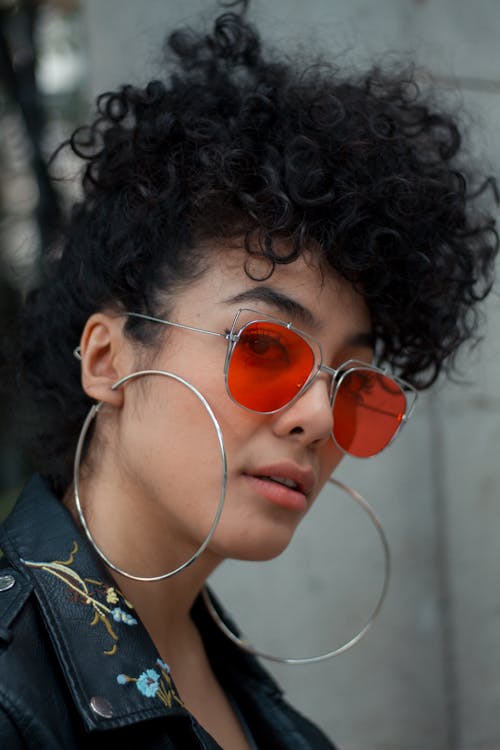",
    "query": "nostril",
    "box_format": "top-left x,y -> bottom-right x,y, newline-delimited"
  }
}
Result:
289,426 -> 304,435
